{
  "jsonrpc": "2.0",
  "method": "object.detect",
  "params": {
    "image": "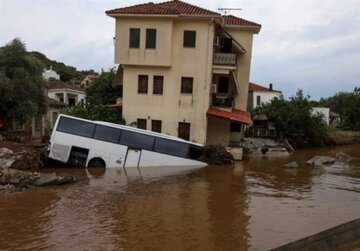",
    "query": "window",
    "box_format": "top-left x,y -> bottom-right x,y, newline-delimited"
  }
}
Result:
178,122 -> 190,141
146,29 -> 157,49
137,119 -> 147,130
13,120 -> 25,131
138,75 -> 148,94
230,122 -> 241,132
120,130 -> 154,151
188,145 -> 203,160
256,95 -> 261,106
181,77 -> 193,94
129,28 -> 140,48
183,30 -> 196,48
153,76 -> 163,94
218,77 -> 229,93
154,138 -> 188,157
57,117 -> 95,138
151,120 -> 162,133
93,125 -> 121,144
